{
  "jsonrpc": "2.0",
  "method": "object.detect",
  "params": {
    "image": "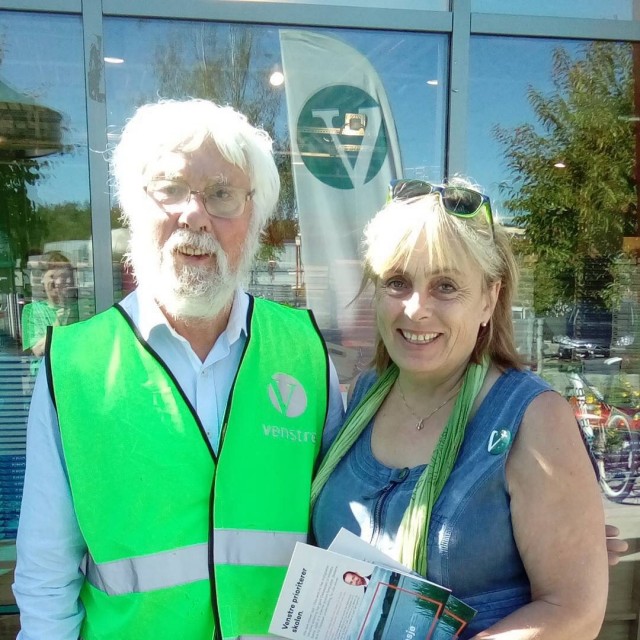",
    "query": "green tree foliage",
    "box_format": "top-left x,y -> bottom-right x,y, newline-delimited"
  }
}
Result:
494,41 -> 637,313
